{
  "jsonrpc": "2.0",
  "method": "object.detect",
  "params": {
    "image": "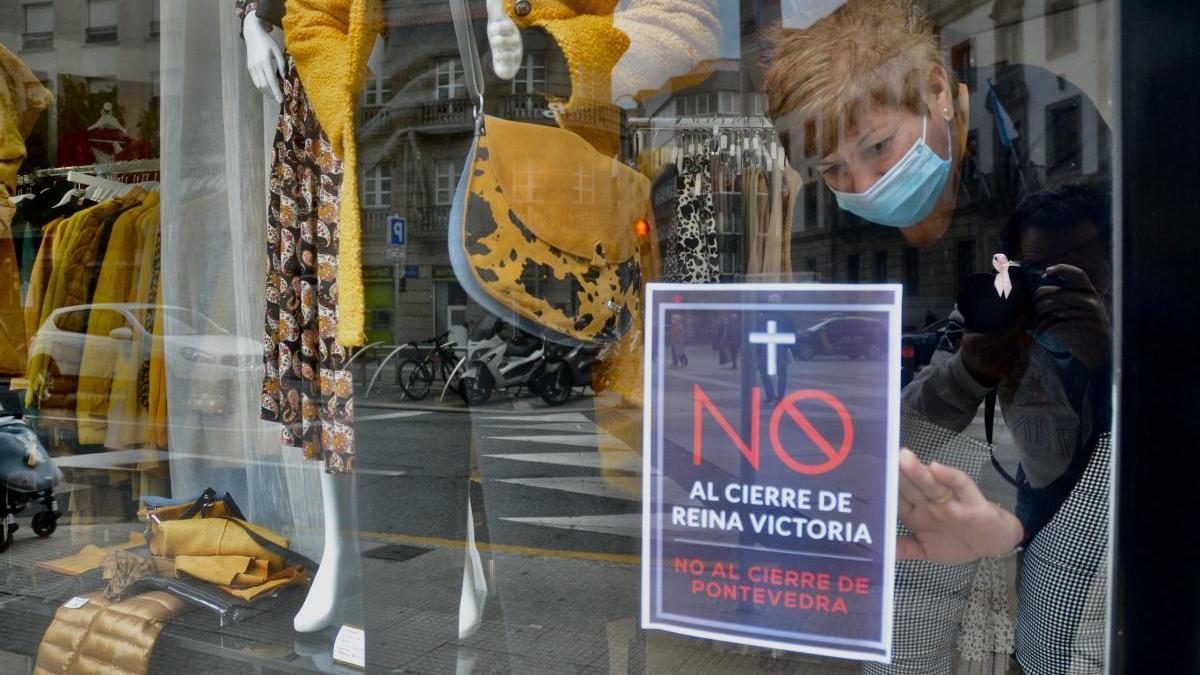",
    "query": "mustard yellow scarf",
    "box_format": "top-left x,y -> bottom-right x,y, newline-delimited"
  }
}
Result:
284,0 -> 383,346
